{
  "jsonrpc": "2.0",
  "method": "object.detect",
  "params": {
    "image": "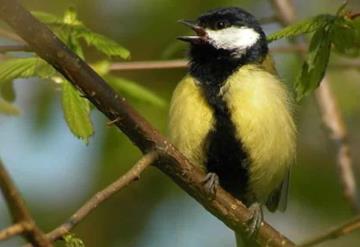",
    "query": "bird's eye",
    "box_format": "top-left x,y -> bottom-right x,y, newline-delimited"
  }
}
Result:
215,21 -> 229,30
